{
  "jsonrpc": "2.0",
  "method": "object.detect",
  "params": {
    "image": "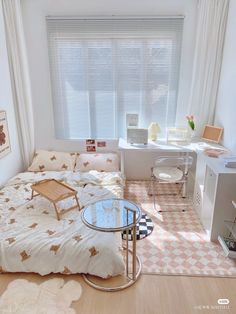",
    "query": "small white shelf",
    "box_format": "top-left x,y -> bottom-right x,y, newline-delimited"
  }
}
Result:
218,236 -> 236,259
224,220 -> 236,239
